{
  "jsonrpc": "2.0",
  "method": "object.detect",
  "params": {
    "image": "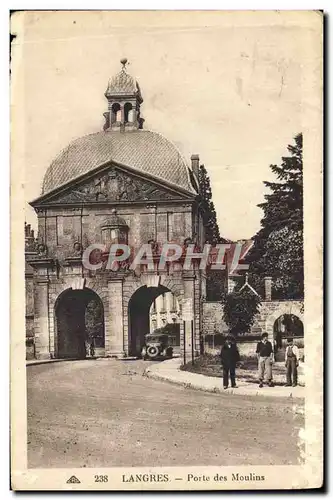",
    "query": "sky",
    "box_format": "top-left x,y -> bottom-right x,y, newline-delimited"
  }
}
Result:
11,11 -> 318,240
